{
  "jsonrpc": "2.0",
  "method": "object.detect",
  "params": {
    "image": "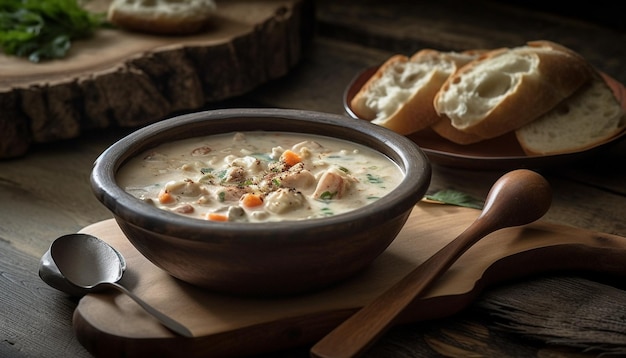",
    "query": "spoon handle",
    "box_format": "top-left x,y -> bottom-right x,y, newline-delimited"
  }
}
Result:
310,169 -> 551,358
310,218 -> 492,358
105,282 -> 194,338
